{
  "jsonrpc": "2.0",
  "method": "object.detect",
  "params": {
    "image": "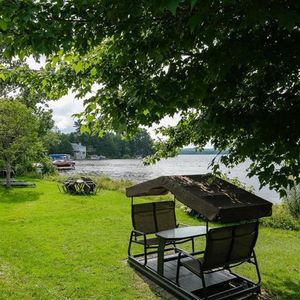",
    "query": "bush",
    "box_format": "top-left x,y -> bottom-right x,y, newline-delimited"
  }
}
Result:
93,176 -> 132,192
12,155 -> 57,178
261,203 -> 300,231
283,184 -> 300,218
